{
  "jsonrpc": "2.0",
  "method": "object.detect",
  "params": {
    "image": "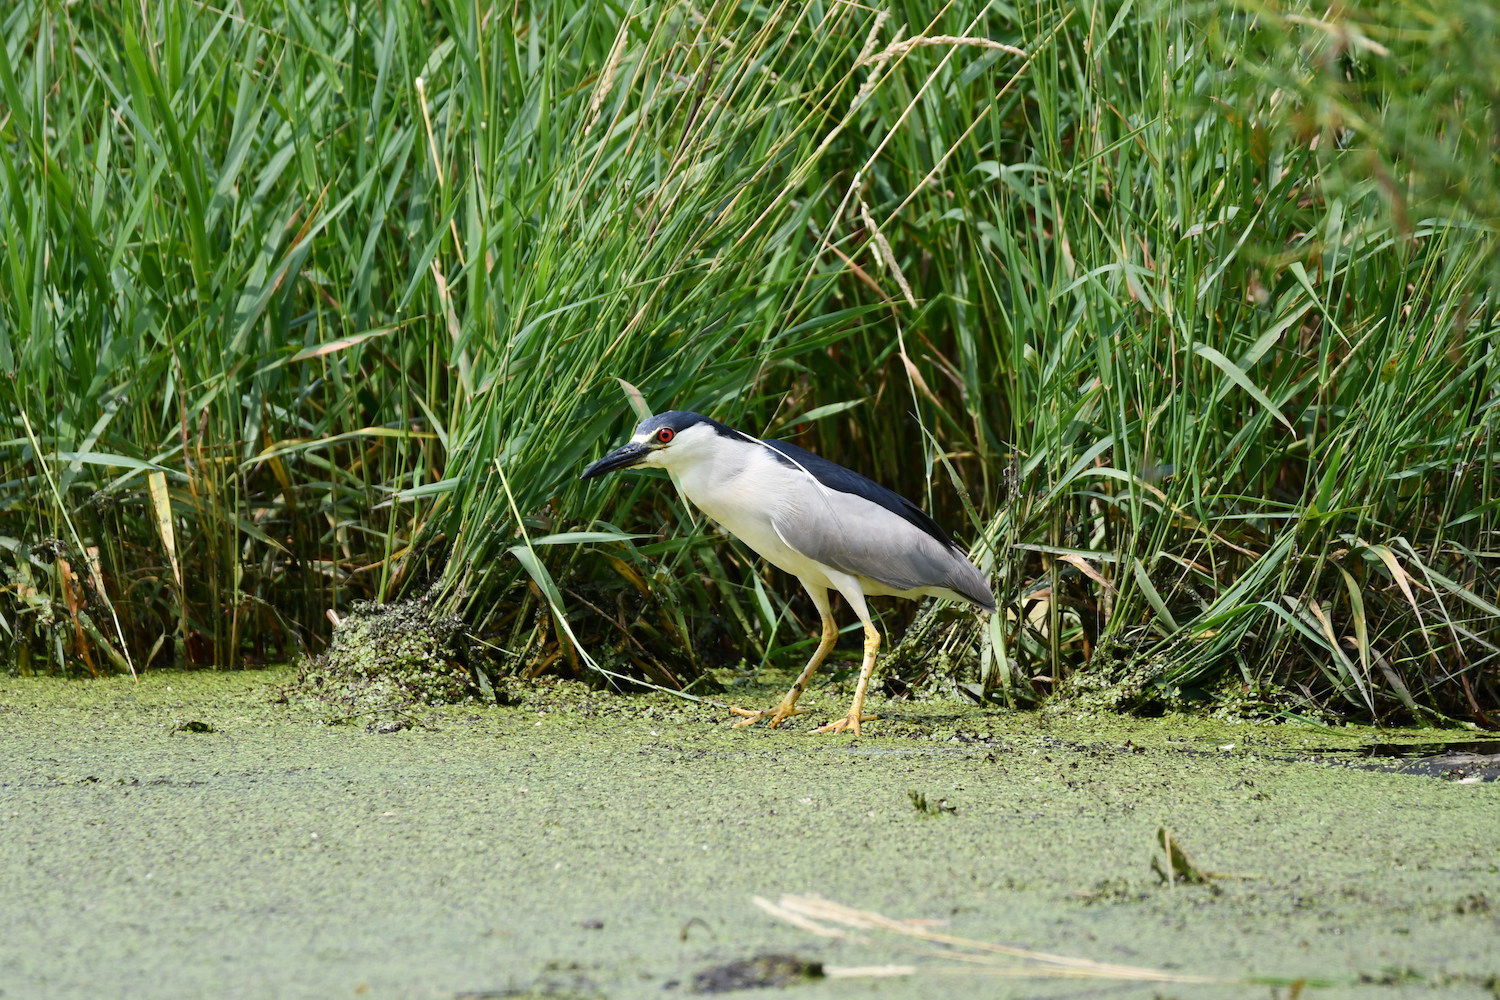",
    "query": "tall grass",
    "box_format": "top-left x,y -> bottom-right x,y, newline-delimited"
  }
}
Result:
2,0 -> 1495,724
